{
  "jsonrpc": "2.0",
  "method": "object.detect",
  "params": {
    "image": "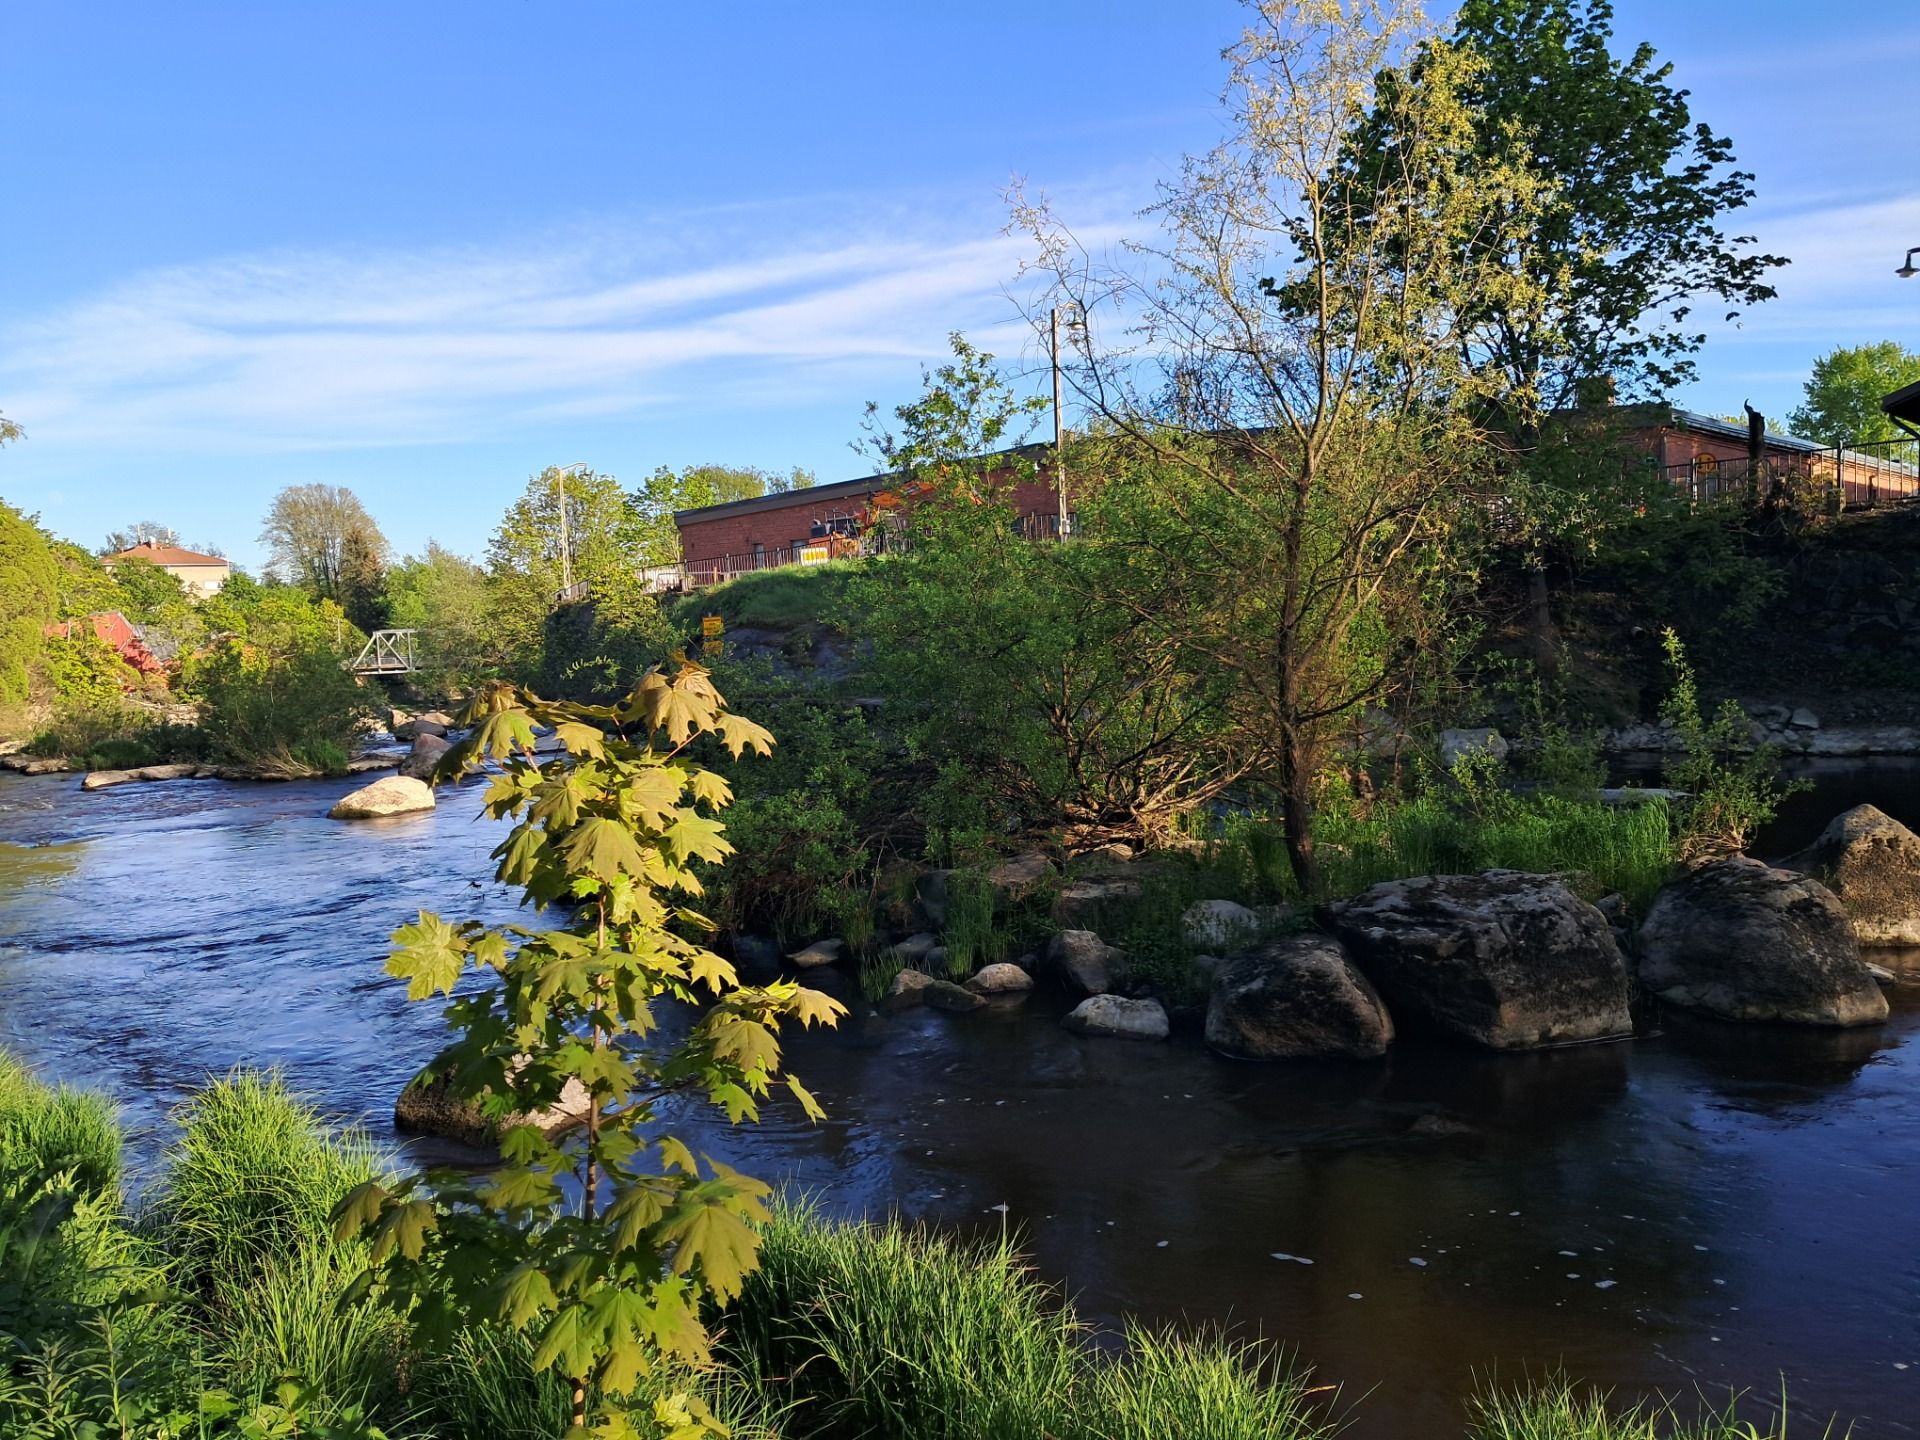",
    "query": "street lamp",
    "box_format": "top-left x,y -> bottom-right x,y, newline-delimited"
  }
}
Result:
556,461 -> 589,597
1898,248 -> 1920,279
